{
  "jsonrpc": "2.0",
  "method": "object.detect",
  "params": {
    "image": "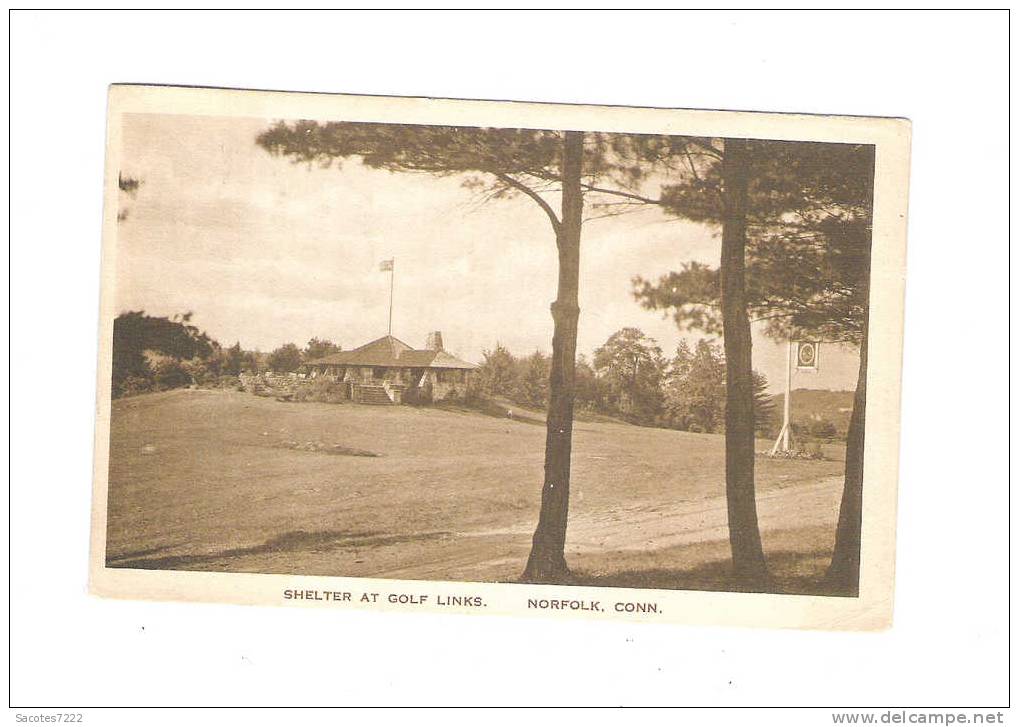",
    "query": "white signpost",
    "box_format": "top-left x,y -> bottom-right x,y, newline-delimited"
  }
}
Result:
770,340 -> 820,455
